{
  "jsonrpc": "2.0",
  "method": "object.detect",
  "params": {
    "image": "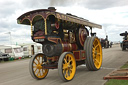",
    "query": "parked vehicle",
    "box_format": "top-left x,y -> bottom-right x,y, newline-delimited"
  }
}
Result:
0,51 -> 11,61
109,42 -> 113,48
120,31 -> 128,50
0,45 -> 24,59
20,43 -> 42,57
100,35 -> 112,48
17,7 -> 102,81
